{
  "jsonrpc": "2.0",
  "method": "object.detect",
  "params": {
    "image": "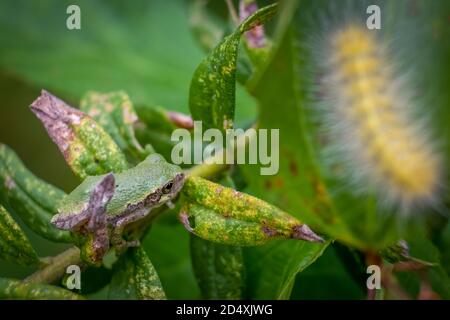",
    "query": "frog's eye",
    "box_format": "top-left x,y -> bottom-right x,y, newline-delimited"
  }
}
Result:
162,181 -> 173,194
